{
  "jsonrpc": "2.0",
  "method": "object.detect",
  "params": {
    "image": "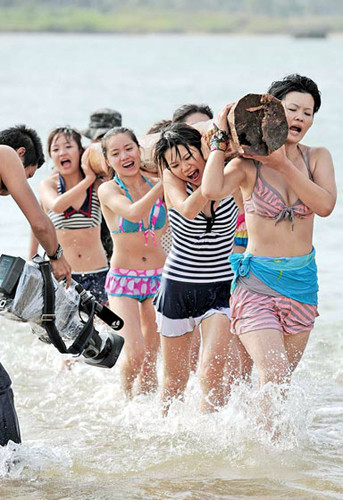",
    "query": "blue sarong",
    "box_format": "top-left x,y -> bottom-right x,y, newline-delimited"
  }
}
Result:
229,248 -> 318,305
